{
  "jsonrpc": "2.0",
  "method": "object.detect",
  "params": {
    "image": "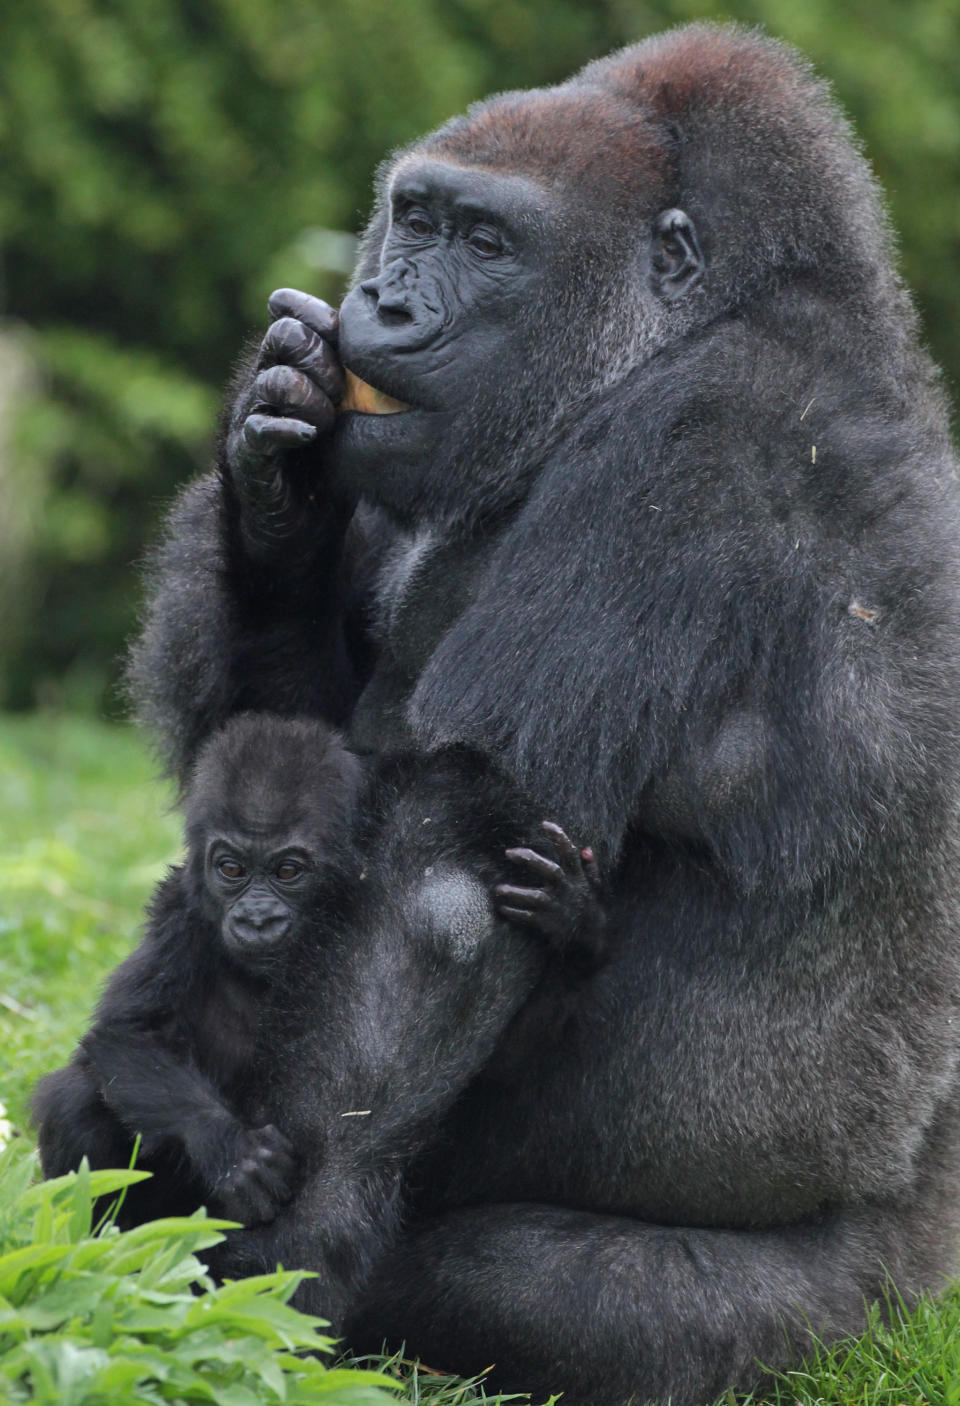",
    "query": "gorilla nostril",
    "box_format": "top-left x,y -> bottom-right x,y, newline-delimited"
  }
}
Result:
377,305 -> 414,327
